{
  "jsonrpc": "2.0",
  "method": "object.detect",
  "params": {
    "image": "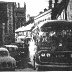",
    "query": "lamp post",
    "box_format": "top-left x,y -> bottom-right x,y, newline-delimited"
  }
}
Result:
2,23 -> 5,45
